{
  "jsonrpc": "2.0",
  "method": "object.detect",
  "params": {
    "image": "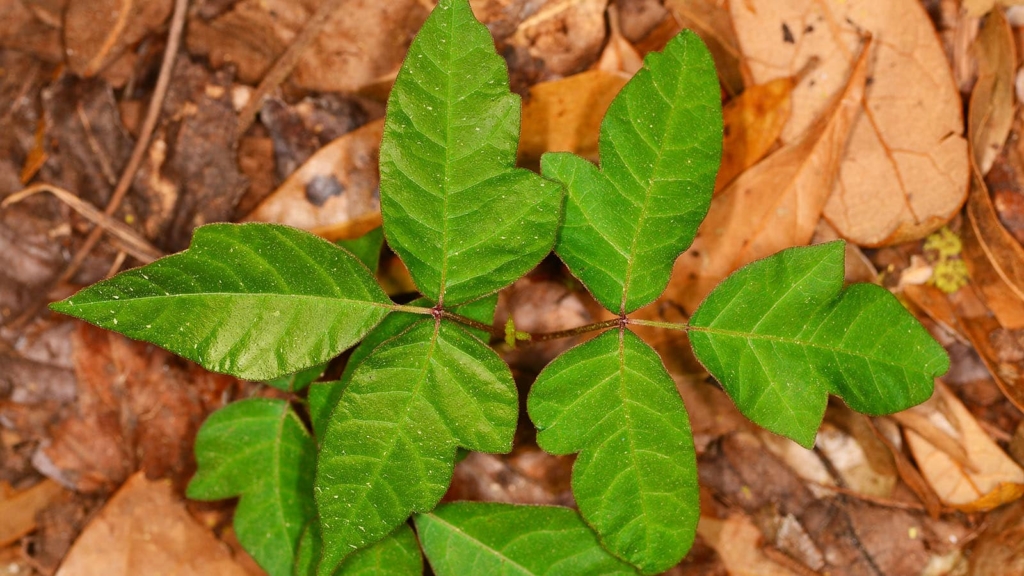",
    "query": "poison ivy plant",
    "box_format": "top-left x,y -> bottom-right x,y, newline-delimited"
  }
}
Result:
688,241 -> 949,448
49,0 -> 950,574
